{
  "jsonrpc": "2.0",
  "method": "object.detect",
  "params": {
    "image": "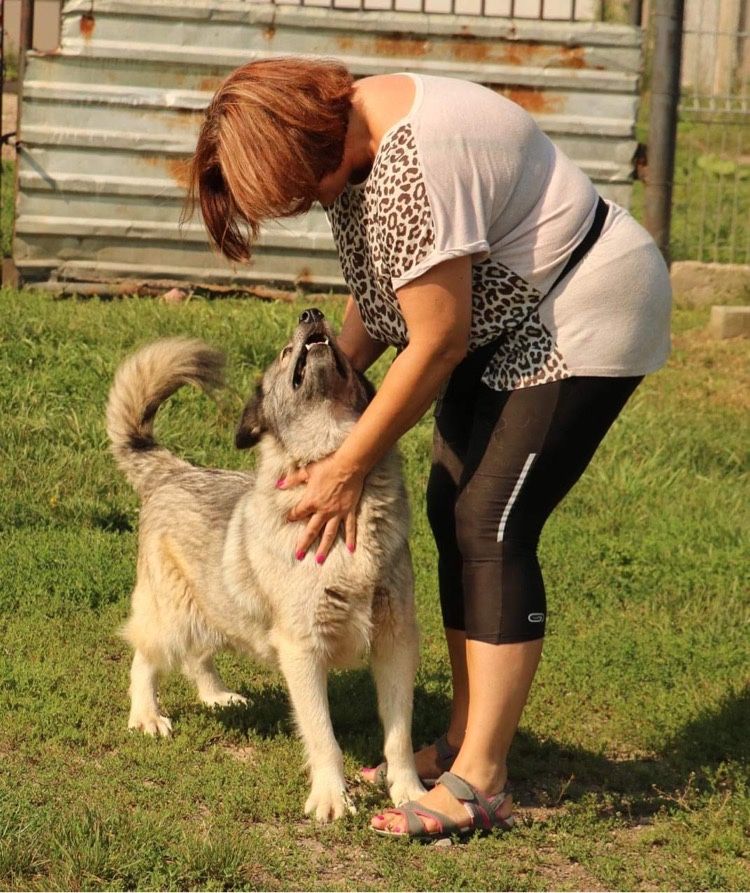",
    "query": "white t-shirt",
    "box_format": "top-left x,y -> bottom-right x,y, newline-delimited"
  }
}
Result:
326,73 -> 671,391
